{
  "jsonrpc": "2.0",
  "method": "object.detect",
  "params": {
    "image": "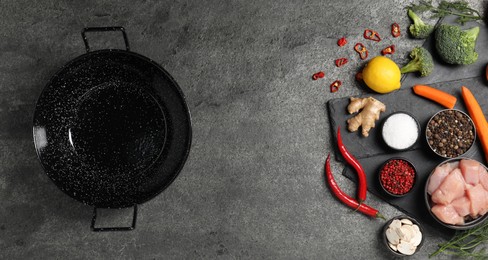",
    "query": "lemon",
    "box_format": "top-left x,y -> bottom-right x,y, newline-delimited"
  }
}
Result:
362,56 -> 401,94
